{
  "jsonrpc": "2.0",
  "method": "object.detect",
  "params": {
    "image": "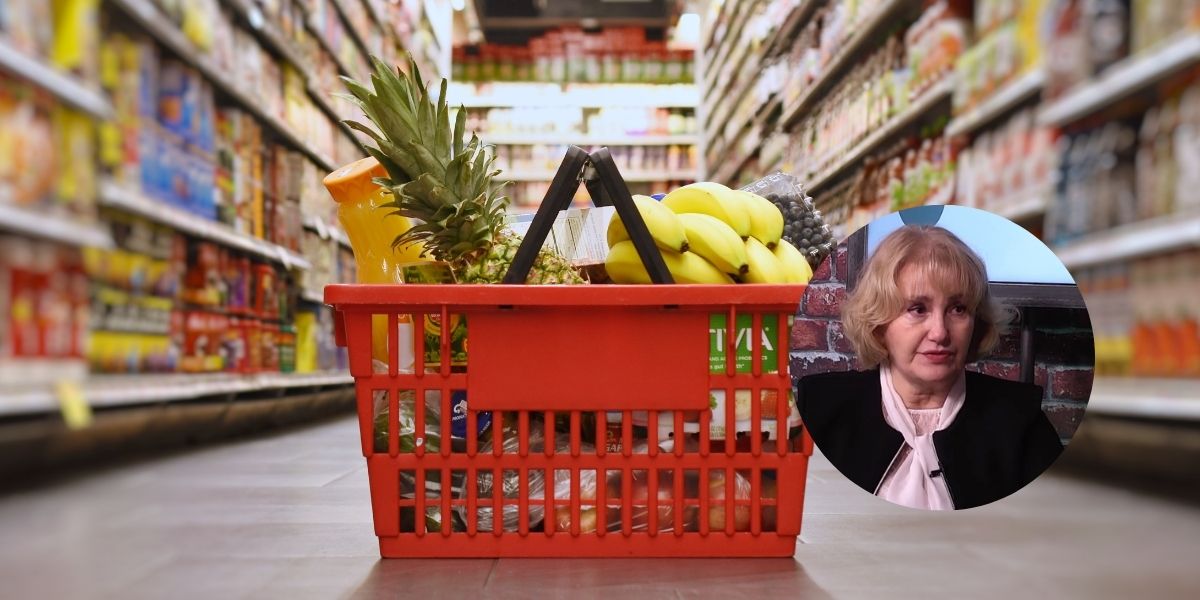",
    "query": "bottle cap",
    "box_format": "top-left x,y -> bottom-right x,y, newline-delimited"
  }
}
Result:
323,156 -> 389,204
